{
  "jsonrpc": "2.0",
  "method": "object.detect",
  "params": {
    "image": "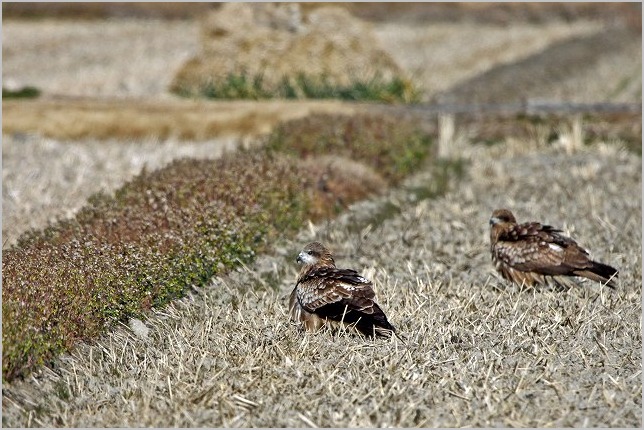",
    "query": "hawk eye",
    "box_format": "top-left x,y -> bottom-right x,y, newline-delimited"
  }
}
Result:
307,250 -> 313,255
